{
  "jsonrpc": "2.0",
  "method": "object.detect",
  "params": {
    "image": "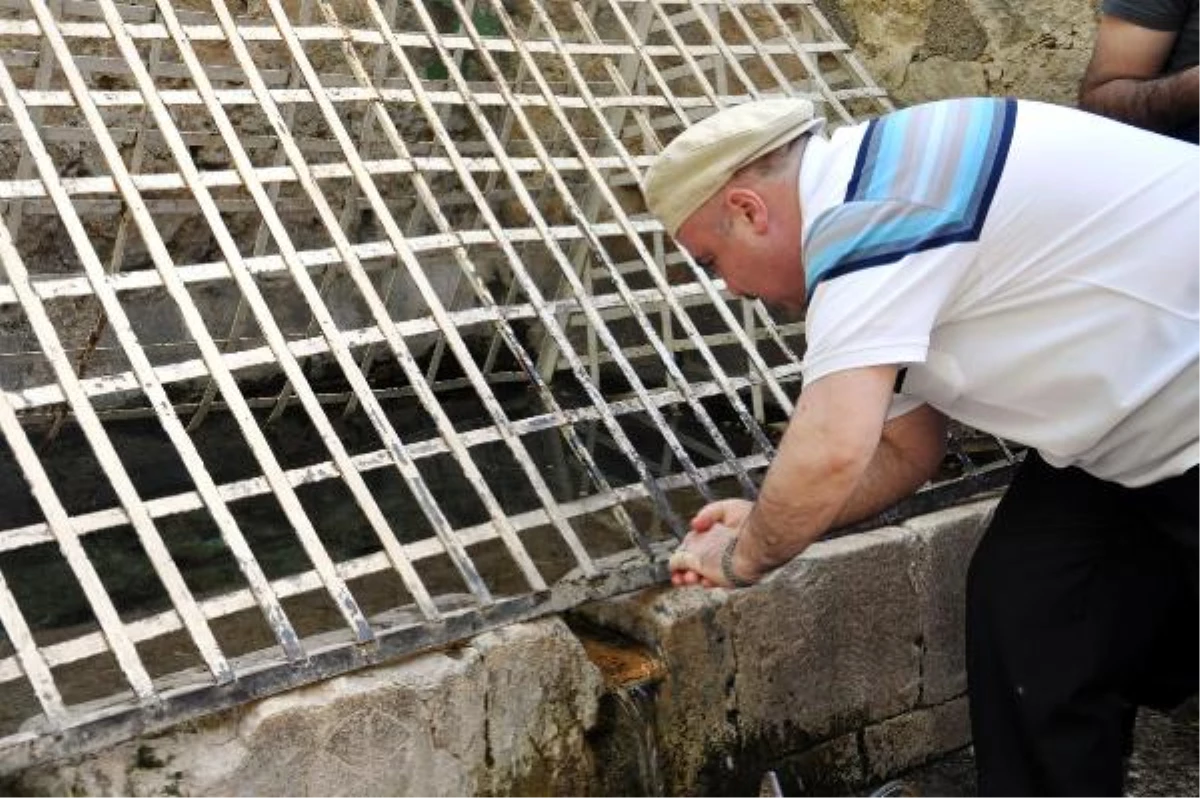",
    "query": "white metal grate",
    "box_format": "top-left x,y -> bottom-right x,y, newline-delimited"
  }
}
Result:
0,0 -> 1014,770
